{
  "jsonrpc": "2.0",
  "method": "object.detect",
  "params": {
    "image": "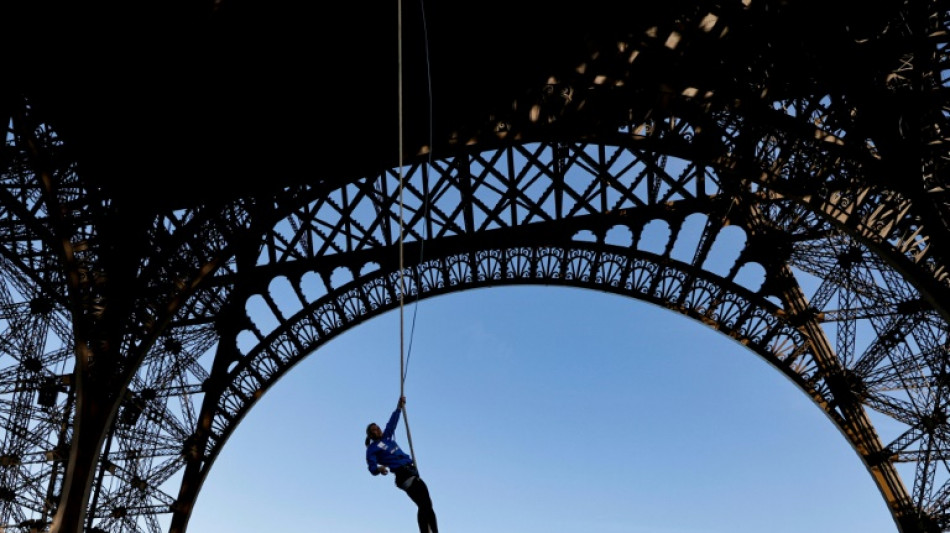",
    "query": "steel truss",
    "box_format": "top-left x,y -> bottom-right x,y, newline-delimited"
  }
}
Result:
1,1 -> 949,532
